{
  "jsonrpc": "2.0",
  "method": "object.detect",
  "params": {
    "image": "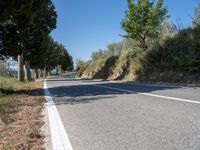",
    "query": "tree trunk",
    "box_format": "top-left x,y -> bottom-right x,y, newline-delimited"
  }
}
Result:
44,66 -> 47,77
40,69 -> 44,78
35,69 -> 39,79
58,65 -> 61,75
18,54 -> 24,81
140,36 -> 147,51
55,66 -> 58,75
25,60 -> 31,81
